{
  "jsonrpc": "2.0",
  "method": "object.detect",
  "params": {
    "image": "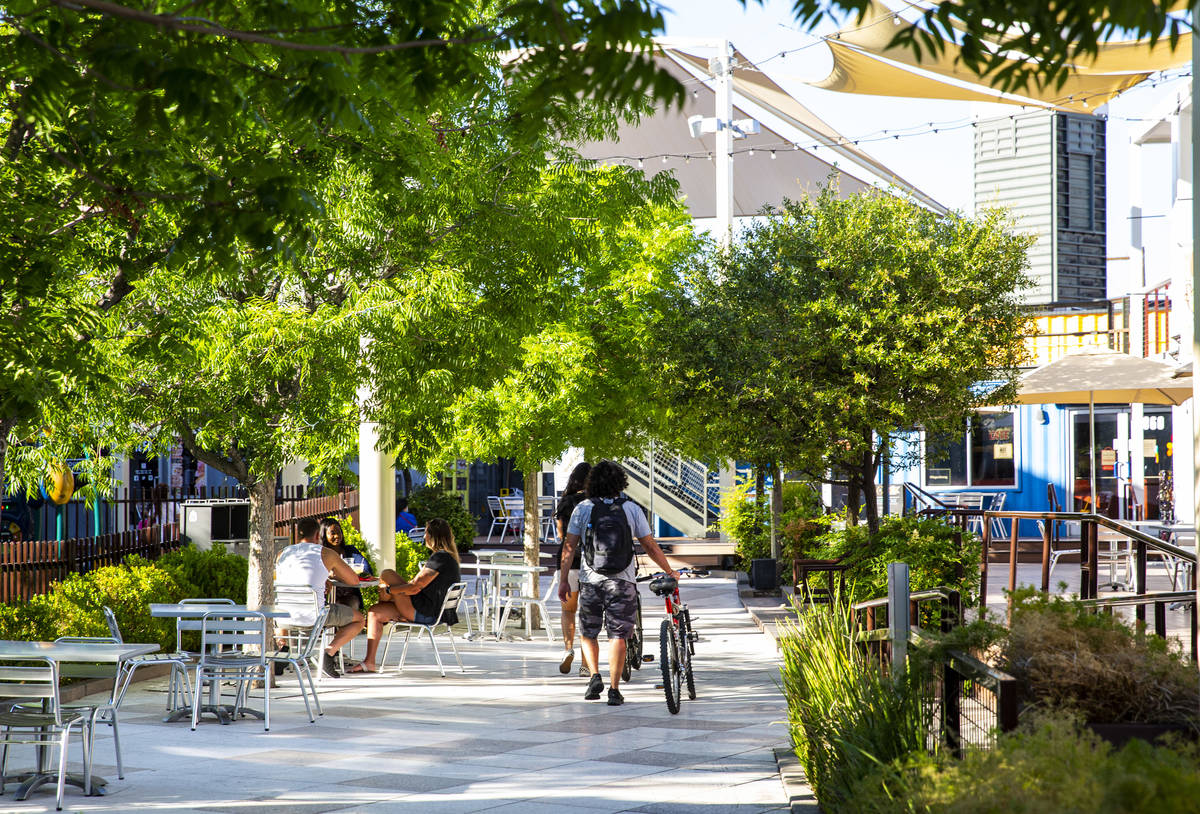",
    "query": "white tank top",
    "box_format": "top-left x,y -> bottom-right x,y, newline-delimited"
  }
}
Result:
274,543 -> 329,626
